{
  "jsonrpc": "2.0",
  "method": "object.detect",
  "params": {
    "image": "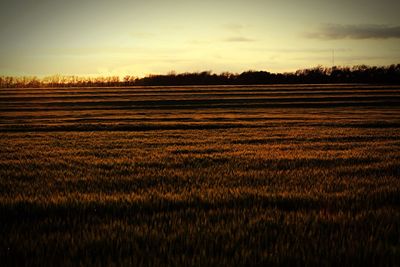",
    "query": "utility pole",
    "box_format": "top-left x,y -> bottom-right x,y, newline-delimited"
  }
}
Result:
332,49 -> 335,67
